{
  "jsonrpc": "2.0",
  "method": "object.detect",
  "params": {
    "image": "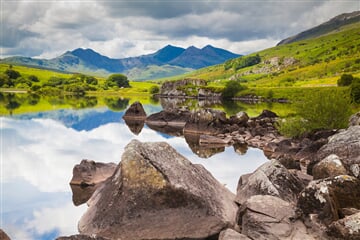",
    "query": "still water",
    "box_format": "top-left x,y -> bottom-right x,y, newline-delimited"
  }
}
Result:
1,95 -> 270,240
